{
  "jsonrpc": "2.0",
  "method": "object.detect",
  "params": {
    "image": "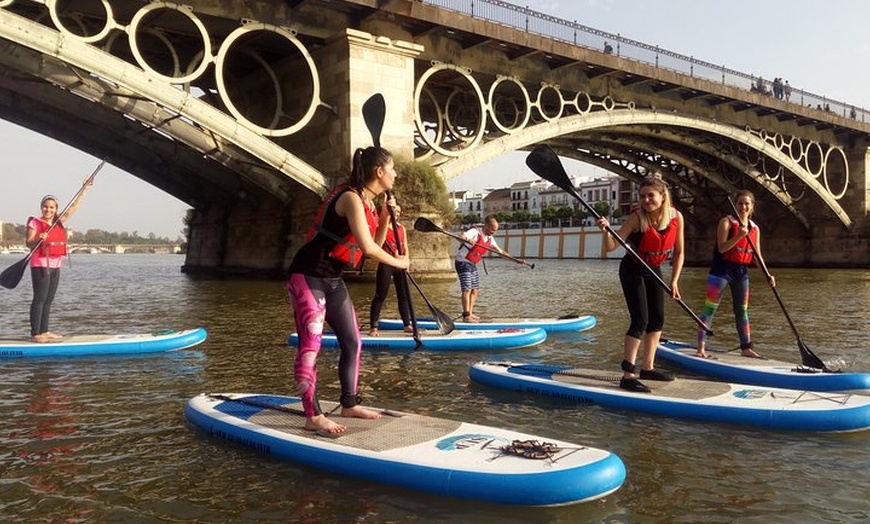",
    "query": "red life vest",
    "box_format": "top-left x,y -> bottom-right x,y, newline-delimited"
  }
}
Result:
721,215 -> 758,265
29,216 -> 68,257
635,208 -> 678,267
464,229 -> 493,264
383,223 -> 405,255
305,185 -> 379,269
